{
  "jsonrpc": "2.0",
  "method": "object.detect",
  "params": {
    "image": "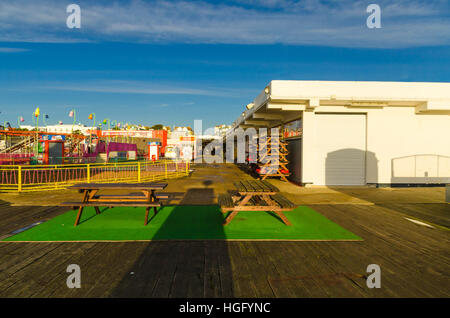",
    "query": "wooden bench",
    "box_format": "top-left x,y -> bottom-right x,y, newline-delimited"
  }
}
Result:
63,182 -> 168,226
218,193 -> 234,212
218,192 -> 264,213
60,201 -> 161,226
222,180 -> 295,226
270,193 -> 296,211
88,193 -> 170,201
233,180 -> 279,193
